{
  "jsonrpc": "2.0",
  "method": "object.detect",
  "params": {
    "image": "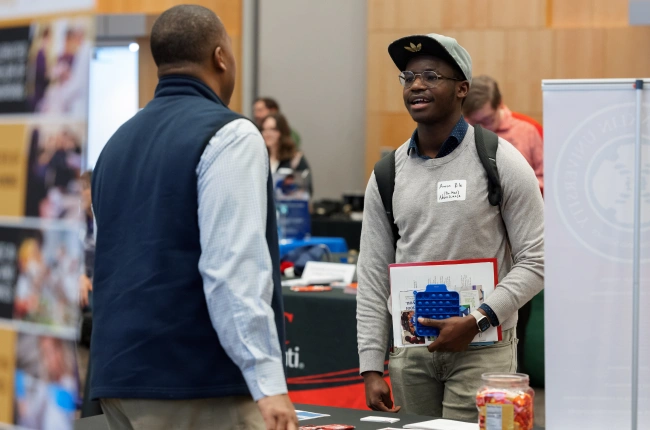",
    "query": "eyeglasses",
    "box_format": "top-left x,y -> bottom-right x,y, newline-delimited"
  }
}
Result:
398,71 -> 462,89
